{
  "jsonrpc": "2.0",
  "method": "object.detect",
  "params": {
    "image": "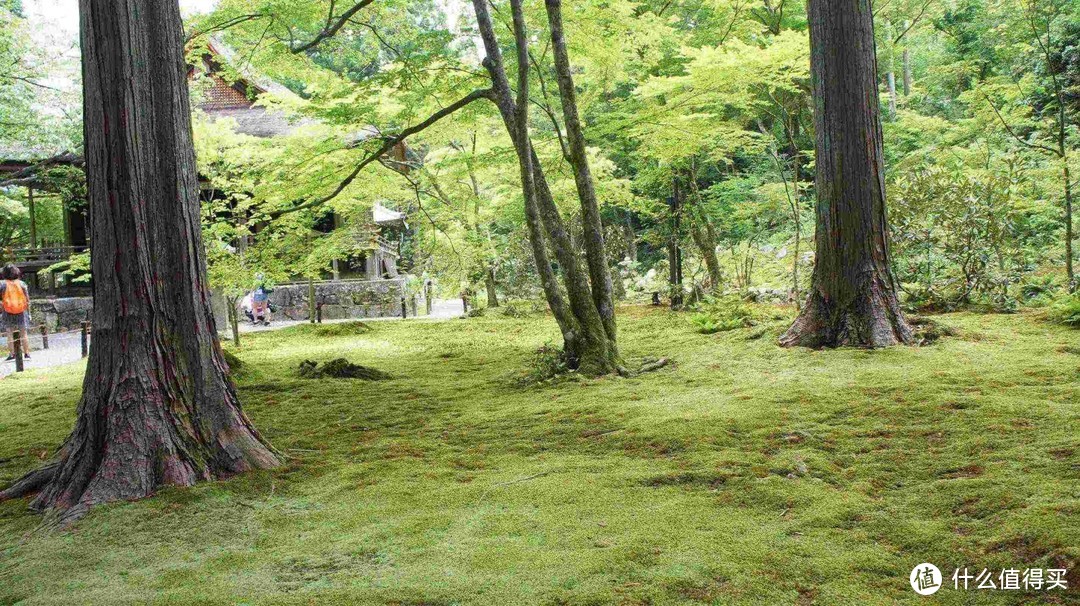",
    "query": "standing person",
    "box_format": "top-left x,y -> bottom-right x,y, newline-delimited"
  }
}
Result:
251,278 -> 272,326
1,264 -> 32,362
